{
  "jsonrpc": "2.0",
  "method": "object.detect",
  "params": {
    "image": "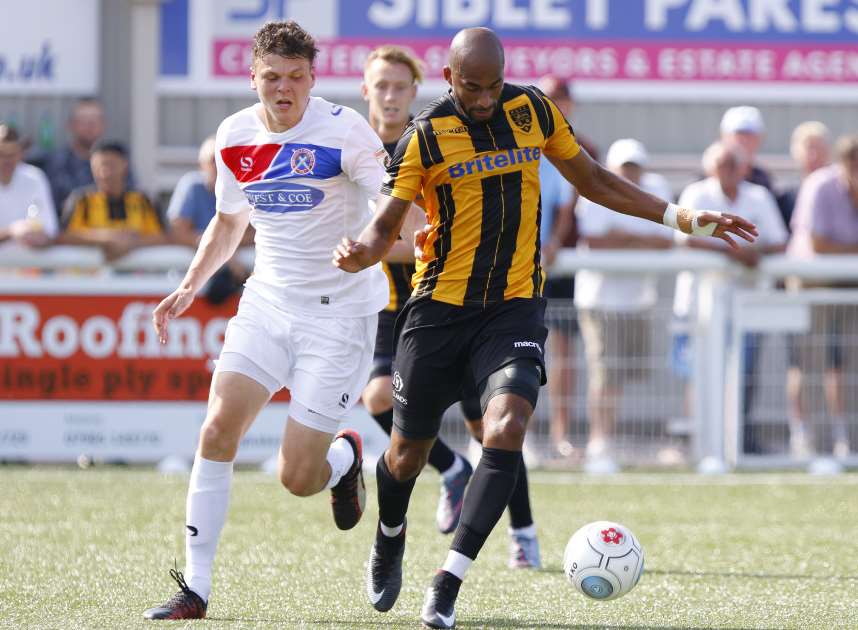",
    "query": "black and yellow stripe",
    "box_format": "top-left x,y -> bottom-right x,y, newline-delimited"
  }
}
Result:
384,84 -> 580,307
64,187 -> 163,235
